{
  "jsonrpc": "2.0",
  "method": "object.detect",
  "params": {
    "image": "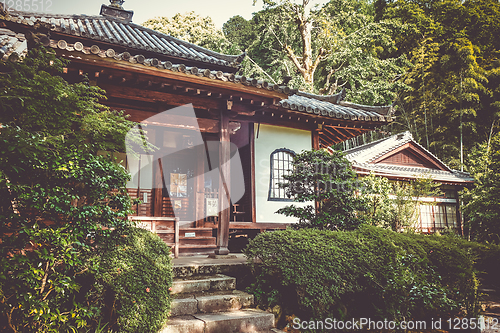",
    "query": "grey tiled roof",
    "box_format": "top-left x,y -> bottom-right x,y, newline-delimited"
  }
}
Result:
0,8 -> 397,125
0,10 -> 243,69
0,28 -> 27,61
344,131 -> 418,164
353,163 -> 474,184
280,94 -> 393,122
339,131 -> 474,184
